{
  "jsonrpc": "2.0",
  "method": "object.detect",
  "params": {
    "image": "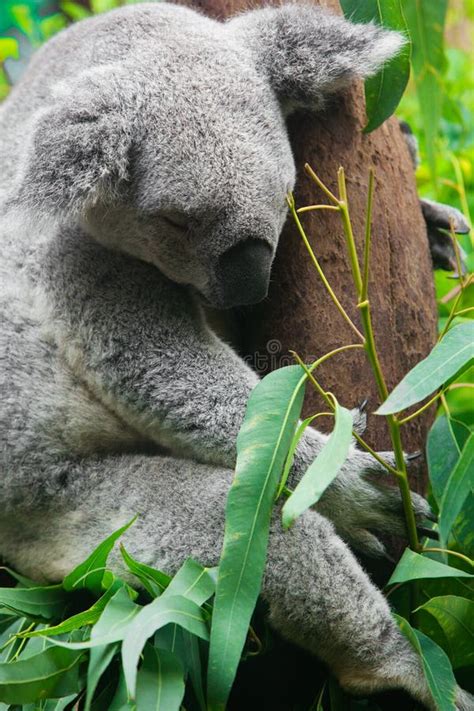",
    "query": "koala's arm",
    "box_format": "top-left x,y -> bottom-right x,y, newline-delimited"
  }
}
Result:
43,230 -> 265,469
